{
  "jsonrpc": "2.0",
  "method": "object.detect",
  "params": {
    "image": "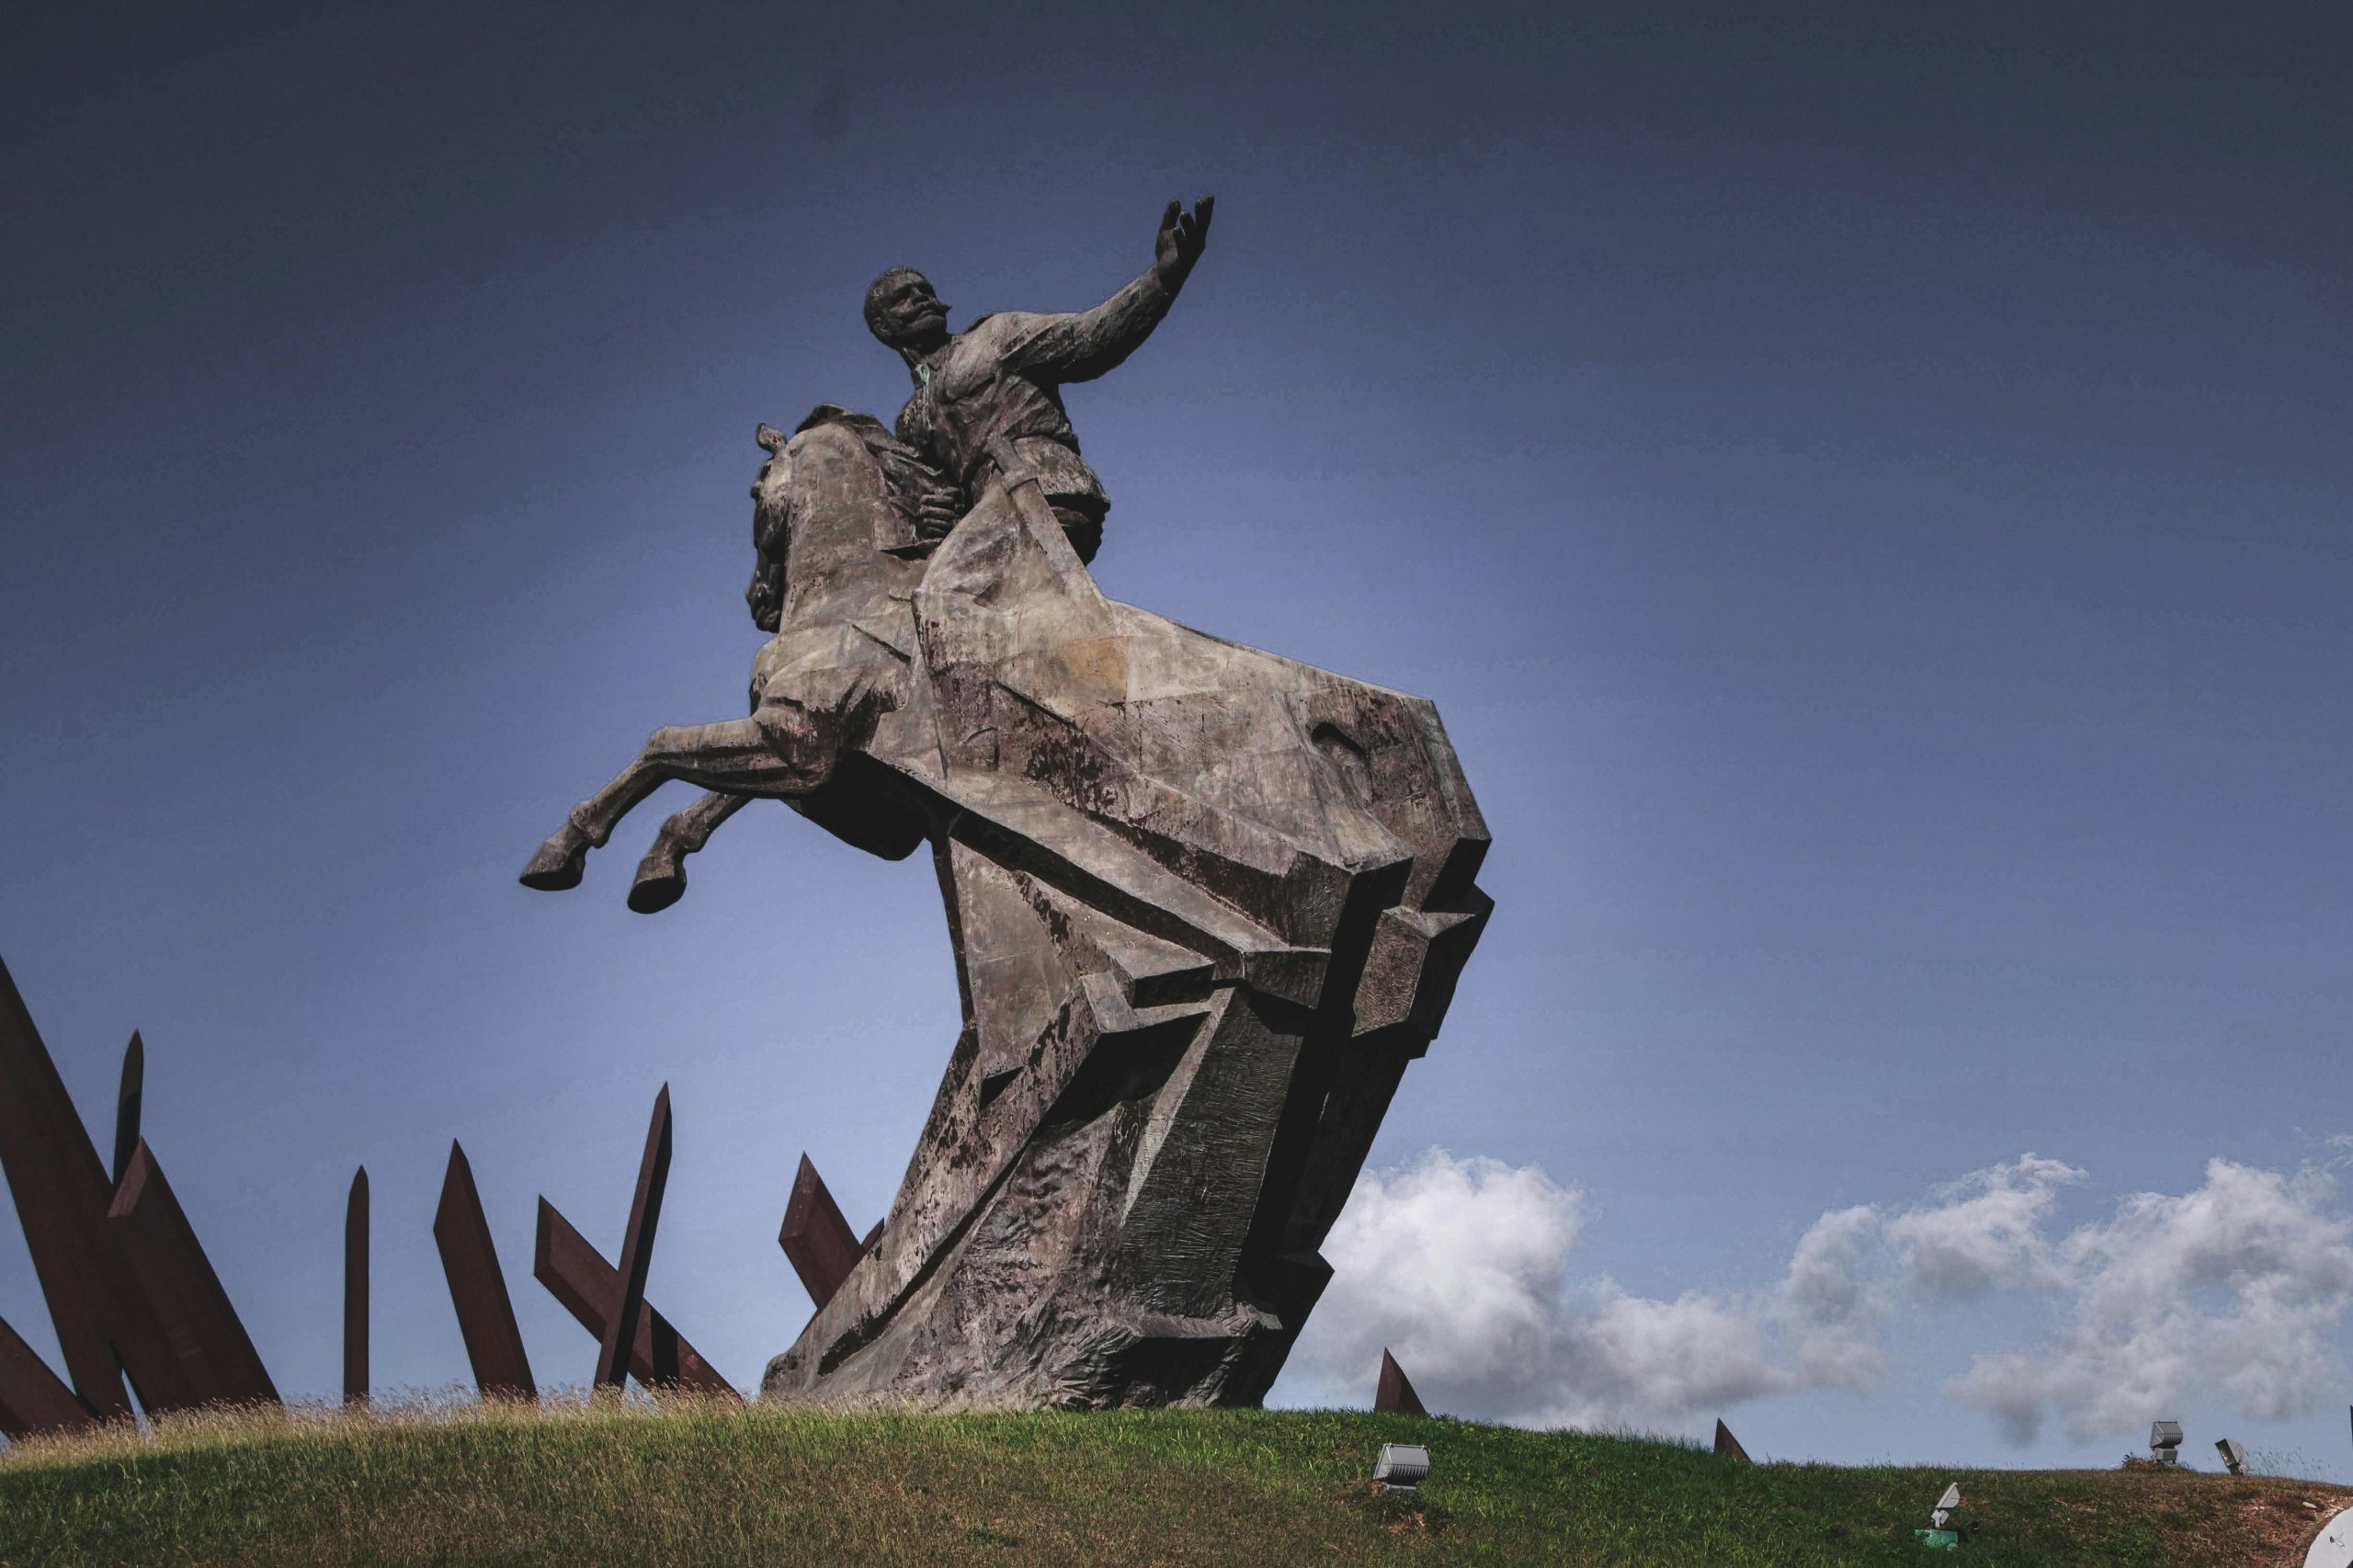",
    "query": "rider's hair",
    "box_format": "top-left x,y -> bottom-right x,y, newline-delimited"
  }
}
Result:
863,267 -> 930,343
